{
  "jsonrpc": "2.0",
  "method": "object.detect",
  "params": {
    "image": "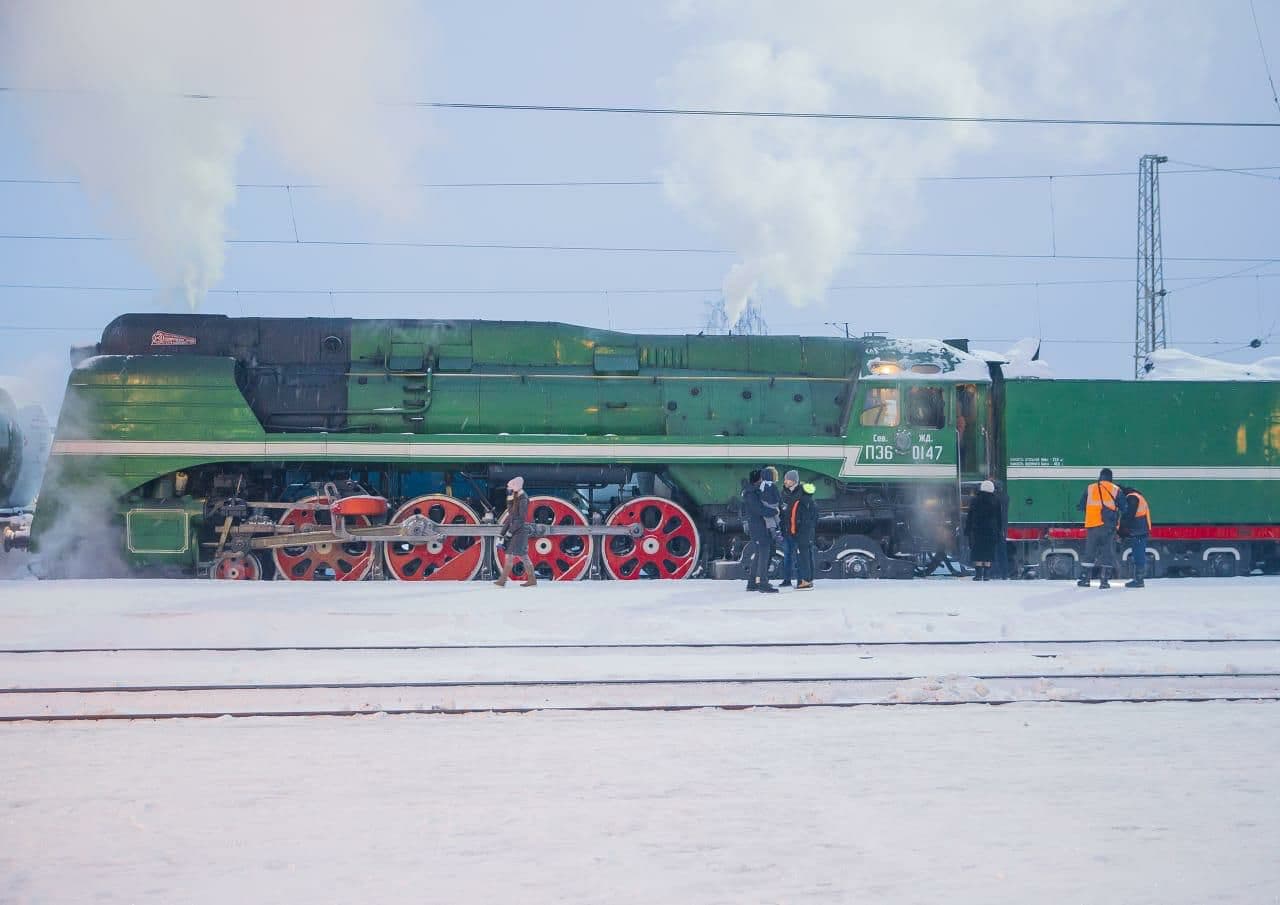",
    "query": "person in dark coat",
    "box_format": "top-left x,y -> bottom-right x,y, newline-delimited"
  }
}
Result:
495,476 -> 536,587
778,469 -> 800,586
992,479 -> 1011,579
1118,485 -> 1152,588
741,469 -> 777,592
786,481 -> 818,589
964,480 -> 1001,581
761,465 -> 783,540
